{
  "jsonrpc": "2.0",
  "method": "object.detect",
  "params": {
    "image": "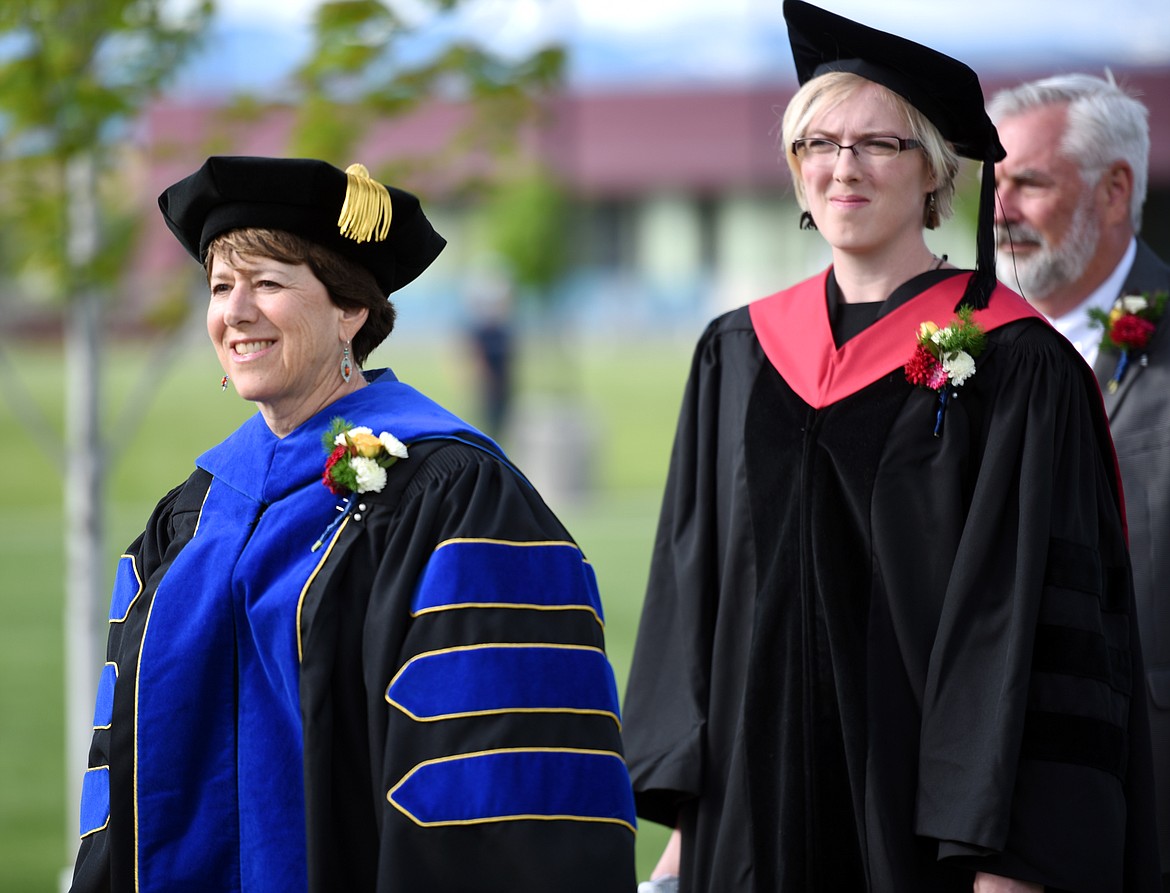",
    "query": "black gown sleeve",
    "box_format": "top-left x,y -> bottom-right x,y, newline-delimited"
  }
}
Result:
912,325 -> 1160,892
621,335 -> 712,828
627,313 -> 762,833
70,471 -> 211,893
299,441 -> 638,893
